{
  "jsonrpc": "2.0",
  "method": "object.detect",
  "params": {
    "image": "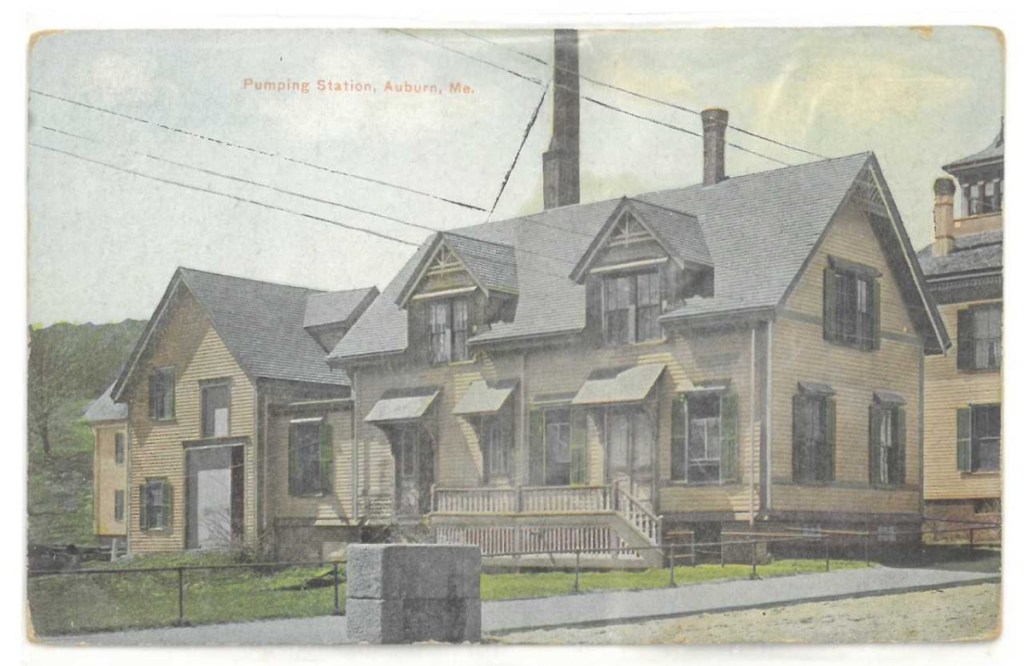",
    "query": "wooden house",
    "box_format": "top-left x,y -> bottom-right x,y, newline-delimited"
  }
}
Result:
84,384 -> 128,551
